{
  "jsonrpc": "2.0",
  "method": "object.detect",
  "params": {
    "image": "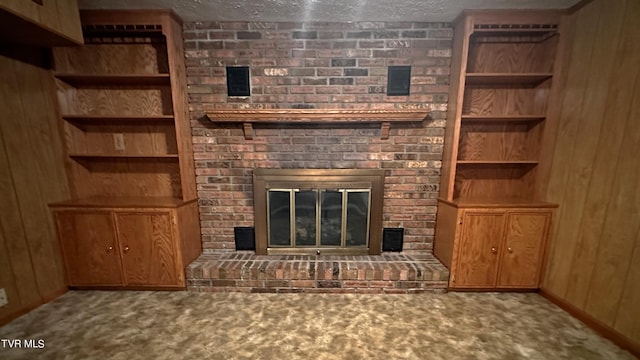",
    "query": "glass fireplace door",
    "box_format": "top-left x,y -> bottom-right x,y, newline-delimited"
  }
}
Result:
267,188 -> 371,250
